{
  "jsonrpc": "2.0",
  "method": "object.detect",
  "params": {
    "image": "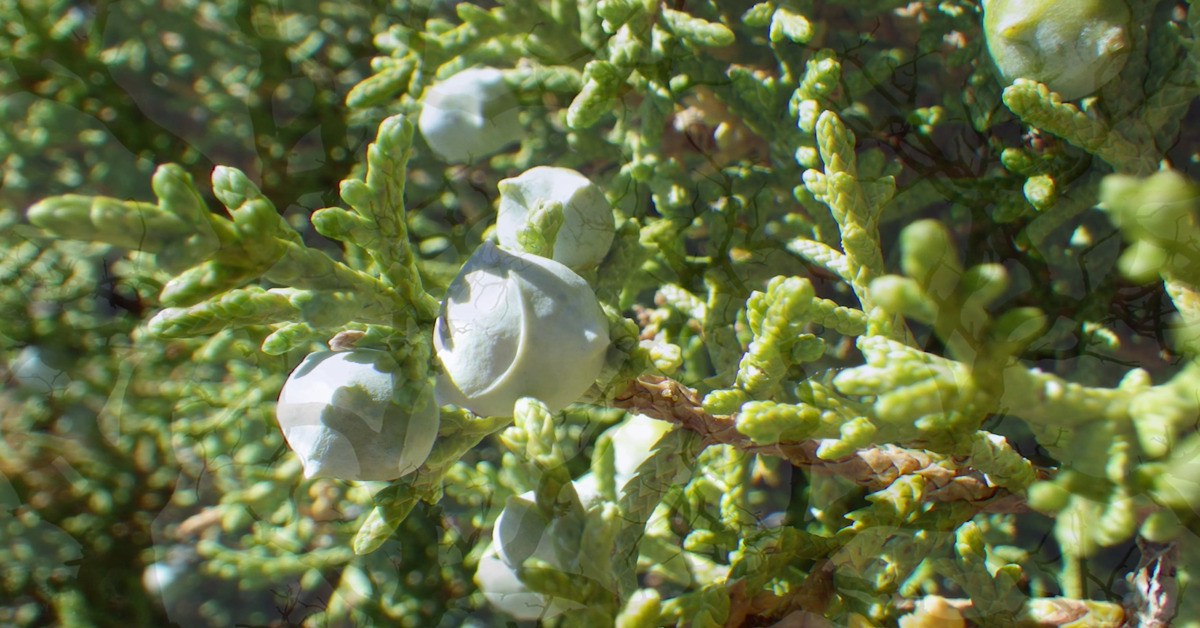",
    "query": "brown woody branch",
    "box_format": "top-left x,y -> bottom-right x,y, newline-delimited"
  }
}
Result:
1124,538 -> 1178,628
891,596 -> 1124,627
613,375 -> 1033,513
